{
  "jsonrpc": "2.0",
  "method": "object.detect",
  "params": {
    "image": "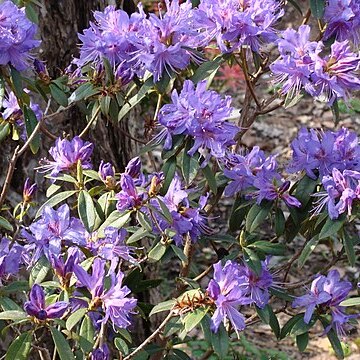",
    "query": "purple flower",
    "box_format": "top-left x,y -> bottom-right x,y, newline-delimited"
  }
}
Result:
311,41 -> 360,105
41,137 -> 94,178
0,238 -> 23,279
91,344 -> 110,360
194,0 -> 283,53
0,1 -> 41,70
313,168 -> 360,219
21,204 -> 87,263
237,261 -> 273,309
51,248 -> 79,289
158,80 -> 239,162
116,174 -> 147,212
24,284 -> 68,321
293,270 -> 358,336
288,127 -> 360,179
95,227 -> 137,271
125,157 -> 142,180
23,178 -> 37,203
74,258 -> 137,329
293,275 -> 332,323
207,261 -> 251,334
99,161 -> 118,190
132,1 -> 201,82
323,0 -> 360,47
